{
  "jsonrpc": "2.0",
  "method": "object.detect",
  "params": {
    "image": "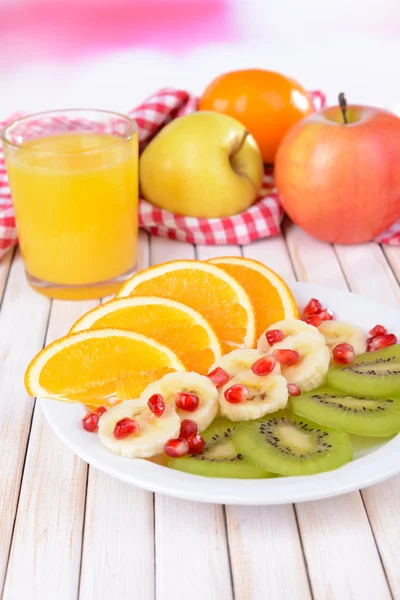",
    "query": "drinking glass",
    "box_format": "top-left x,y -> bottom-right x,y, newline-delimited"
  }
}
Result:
2,109 -> 138,300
